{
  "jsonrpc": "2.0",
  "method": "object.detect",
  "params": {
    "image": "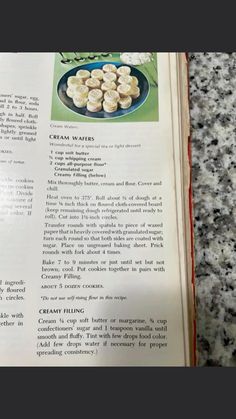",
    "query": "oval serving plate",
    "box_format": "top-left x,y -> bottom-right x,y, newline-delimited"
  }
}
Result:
57,61 -> 150,119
